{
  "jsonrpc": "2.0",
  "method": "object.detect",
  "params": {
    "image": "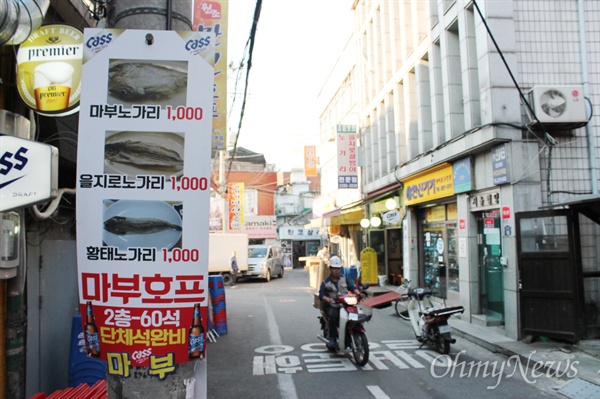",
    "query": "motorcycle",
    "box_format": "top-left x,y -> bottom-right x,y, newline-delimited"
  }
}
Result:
316,286 -> 372,366
405,287 -> 464,354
